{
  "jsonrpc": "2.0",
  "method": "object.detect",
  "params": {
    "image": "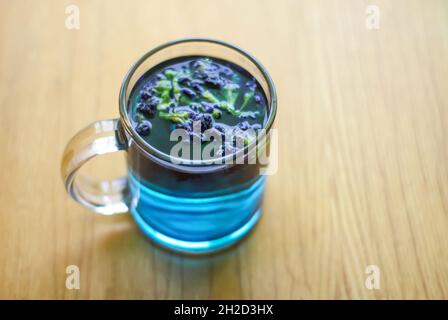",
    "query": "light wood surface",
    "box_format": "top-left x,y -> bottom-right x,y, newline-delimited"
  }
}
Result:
1,0 -> 448,299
